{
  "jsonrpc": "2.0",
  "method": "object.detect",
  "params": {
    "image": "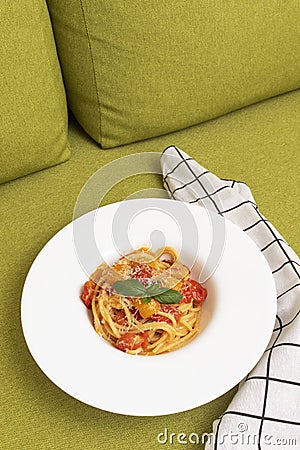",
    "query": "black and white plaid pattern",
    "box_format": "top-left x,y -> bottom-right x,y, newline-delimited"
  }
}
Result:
161,146 -> 300,450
